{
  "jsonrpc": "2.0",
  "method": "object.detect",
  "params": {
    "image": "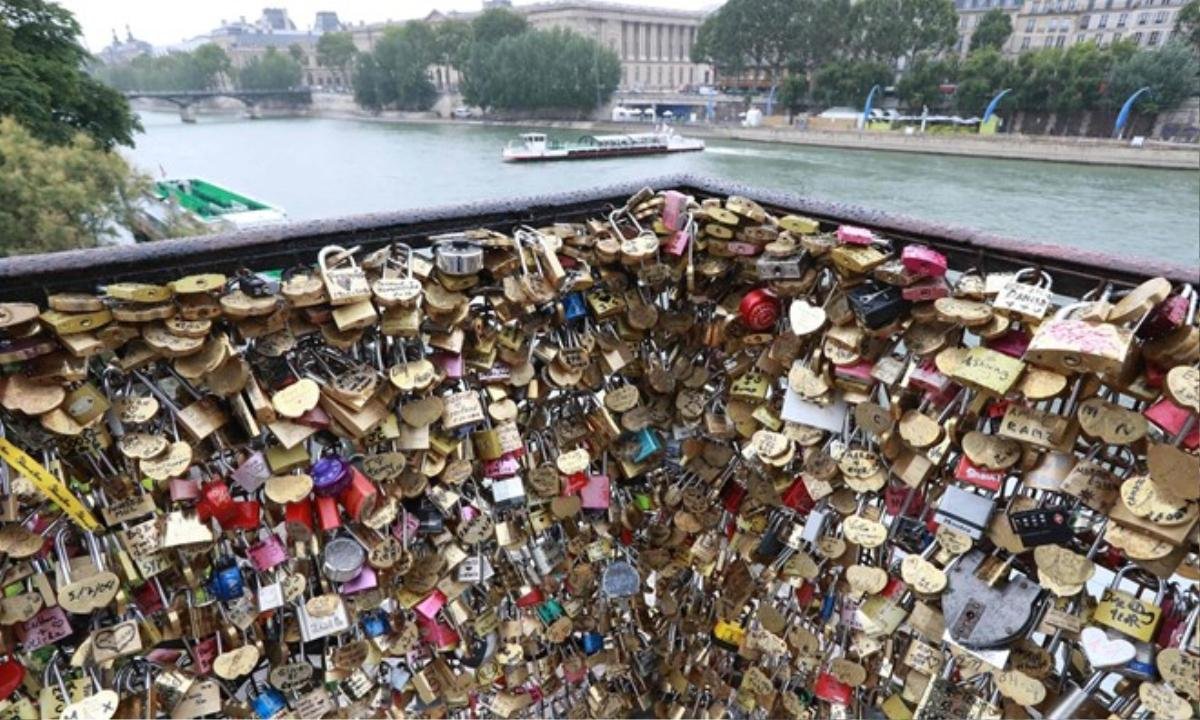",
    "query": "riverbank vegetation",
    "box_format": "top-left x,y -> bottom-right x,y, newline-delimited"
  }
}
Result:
95,43 -> 305,93
0,0 -> 147,255
695,0 -> 1200,117
353,7 -> 620,114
